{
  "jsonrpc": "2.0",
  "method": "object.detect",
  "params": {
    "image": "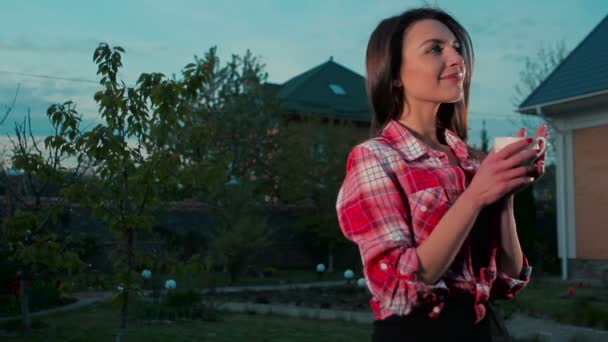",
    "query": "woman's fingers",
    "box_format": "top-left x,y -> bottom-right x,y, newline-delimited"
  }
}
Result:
501,165 -> 535,180
496,148 -> 538,171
